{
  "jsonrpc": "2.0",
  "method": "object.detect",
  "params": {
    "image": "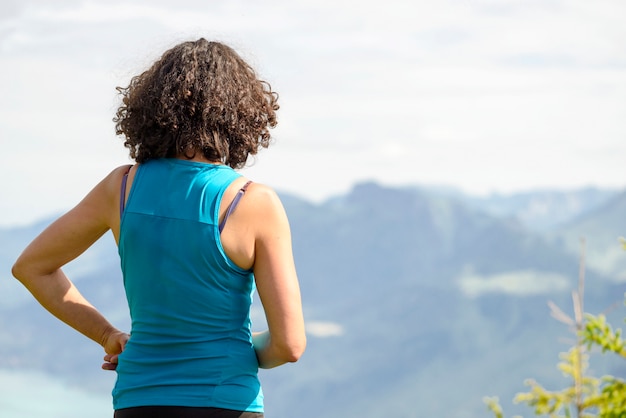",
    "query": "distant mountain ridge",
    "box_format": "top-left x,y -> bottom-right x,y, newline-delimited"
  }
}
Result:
1,182 -> 624,418
414,184 -> 620,231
